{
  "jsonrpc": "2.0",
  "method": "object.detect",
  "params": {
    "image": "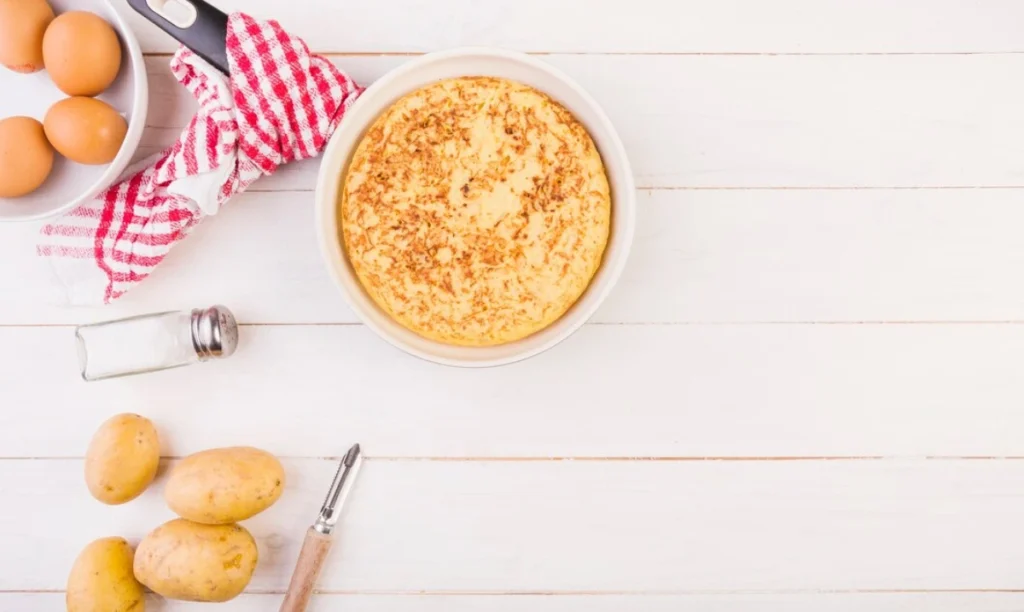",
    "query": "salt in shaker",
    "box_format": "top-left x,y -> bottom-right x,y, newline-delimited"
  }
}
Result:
75,305 -> 239,381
